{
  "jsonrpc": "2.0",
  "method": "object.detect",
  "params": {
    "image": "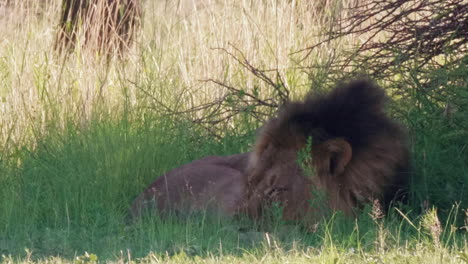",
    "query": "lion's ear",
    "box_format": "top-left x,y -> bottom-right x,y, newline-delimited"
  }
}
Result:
322,138 -> 352,176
